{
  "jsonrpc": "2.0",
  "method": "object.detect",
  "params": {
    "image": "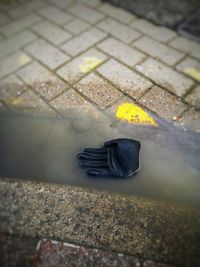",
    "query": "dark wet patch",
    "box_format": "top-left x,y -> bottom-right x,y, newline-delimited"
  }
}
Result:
0,109 -> 200,208
178,11 -> 200,42
103,0 -> 200,40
